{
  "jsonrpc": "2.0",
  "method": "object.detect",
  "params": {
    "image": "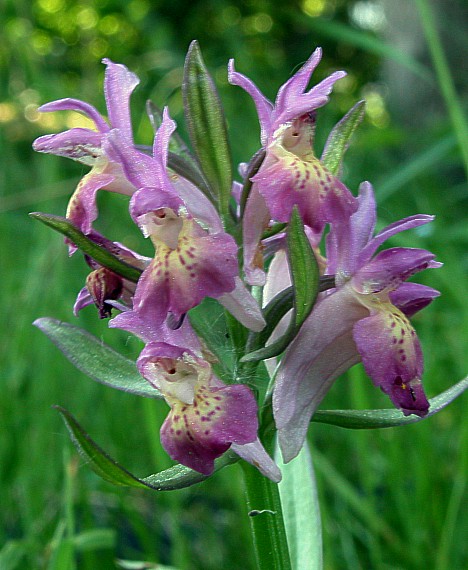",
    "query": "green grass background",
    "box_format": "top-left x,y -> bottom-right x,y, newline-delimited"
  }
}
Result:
1,0 -> 467,568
